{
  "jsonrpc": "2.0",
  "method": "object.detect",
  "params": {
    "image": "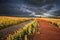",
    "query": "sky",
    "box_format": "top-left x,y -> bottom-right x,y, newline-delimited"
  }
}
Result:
0,0 -> 60,17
